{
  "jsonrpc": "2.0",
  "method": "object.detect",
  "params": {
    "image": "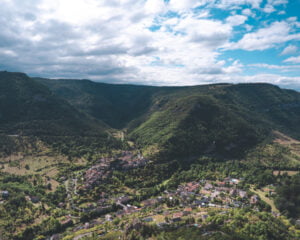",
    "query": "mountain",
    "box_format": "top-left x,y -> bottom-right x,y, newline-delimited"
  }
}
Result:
37,78 -> 300,160
0,71 -> 112,136
1,71 -> 300,161
0,71 -> 122,158
35,78 -> 159,129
